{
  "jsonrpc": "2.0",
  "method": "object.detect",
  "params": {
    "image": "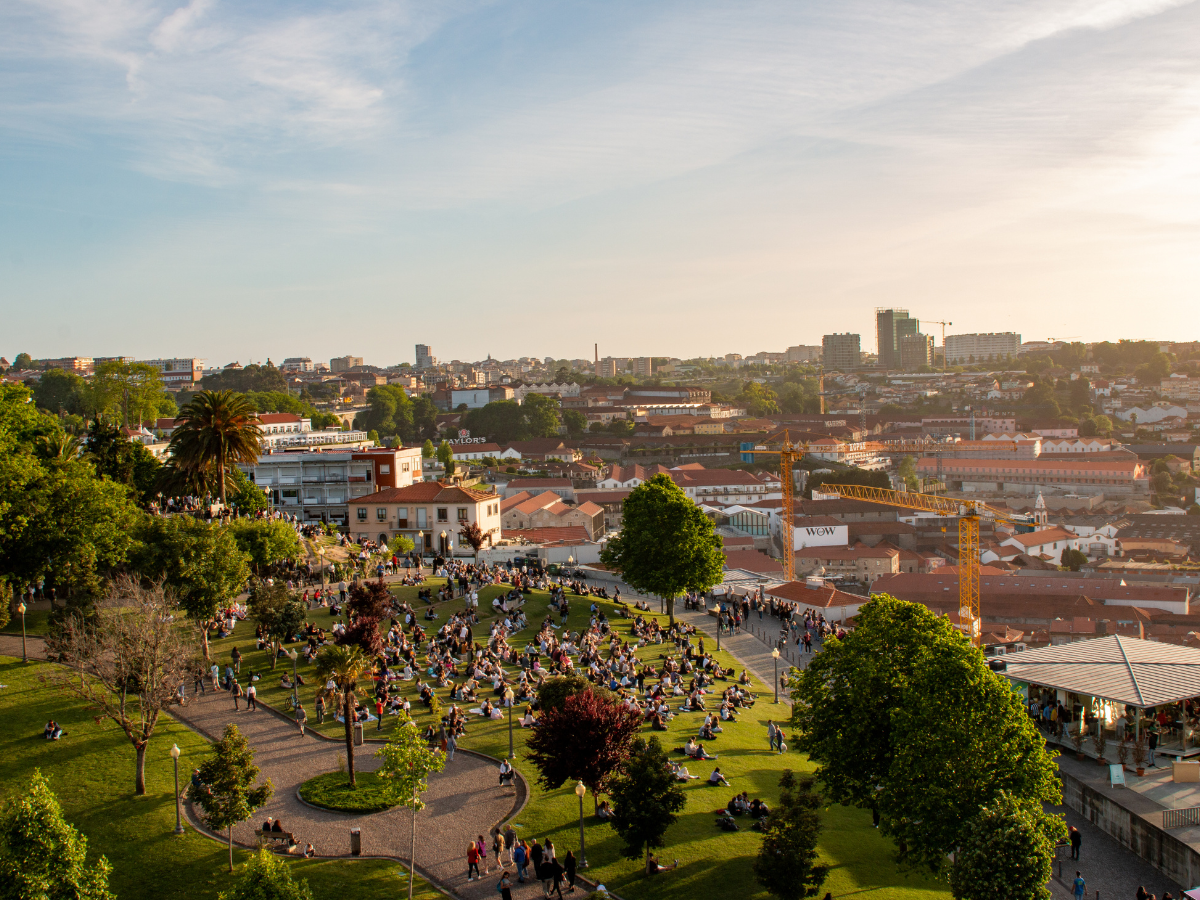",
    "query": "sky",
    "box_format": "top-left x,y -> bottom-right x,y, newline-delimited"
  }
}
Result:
2,0 -> 1199,366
